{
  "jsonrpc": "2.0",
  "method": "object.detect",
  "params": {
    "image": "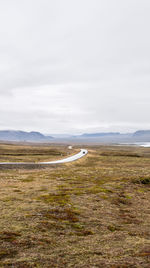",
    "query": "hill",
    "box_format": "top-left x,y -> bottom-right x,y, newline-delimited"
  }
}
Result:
133,130 -> 150,136
81,132 -> 120,137
0,130 -> 53,142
